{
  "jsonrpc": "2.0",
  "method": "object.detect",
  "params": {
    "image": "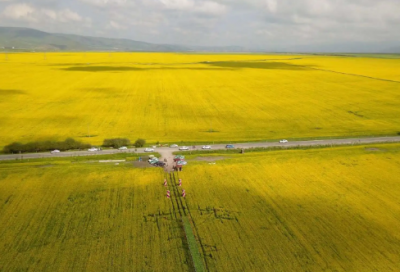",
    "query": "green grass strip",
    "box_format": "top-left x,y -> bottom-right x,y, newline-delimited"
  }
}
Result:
182,216 -> 205,272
